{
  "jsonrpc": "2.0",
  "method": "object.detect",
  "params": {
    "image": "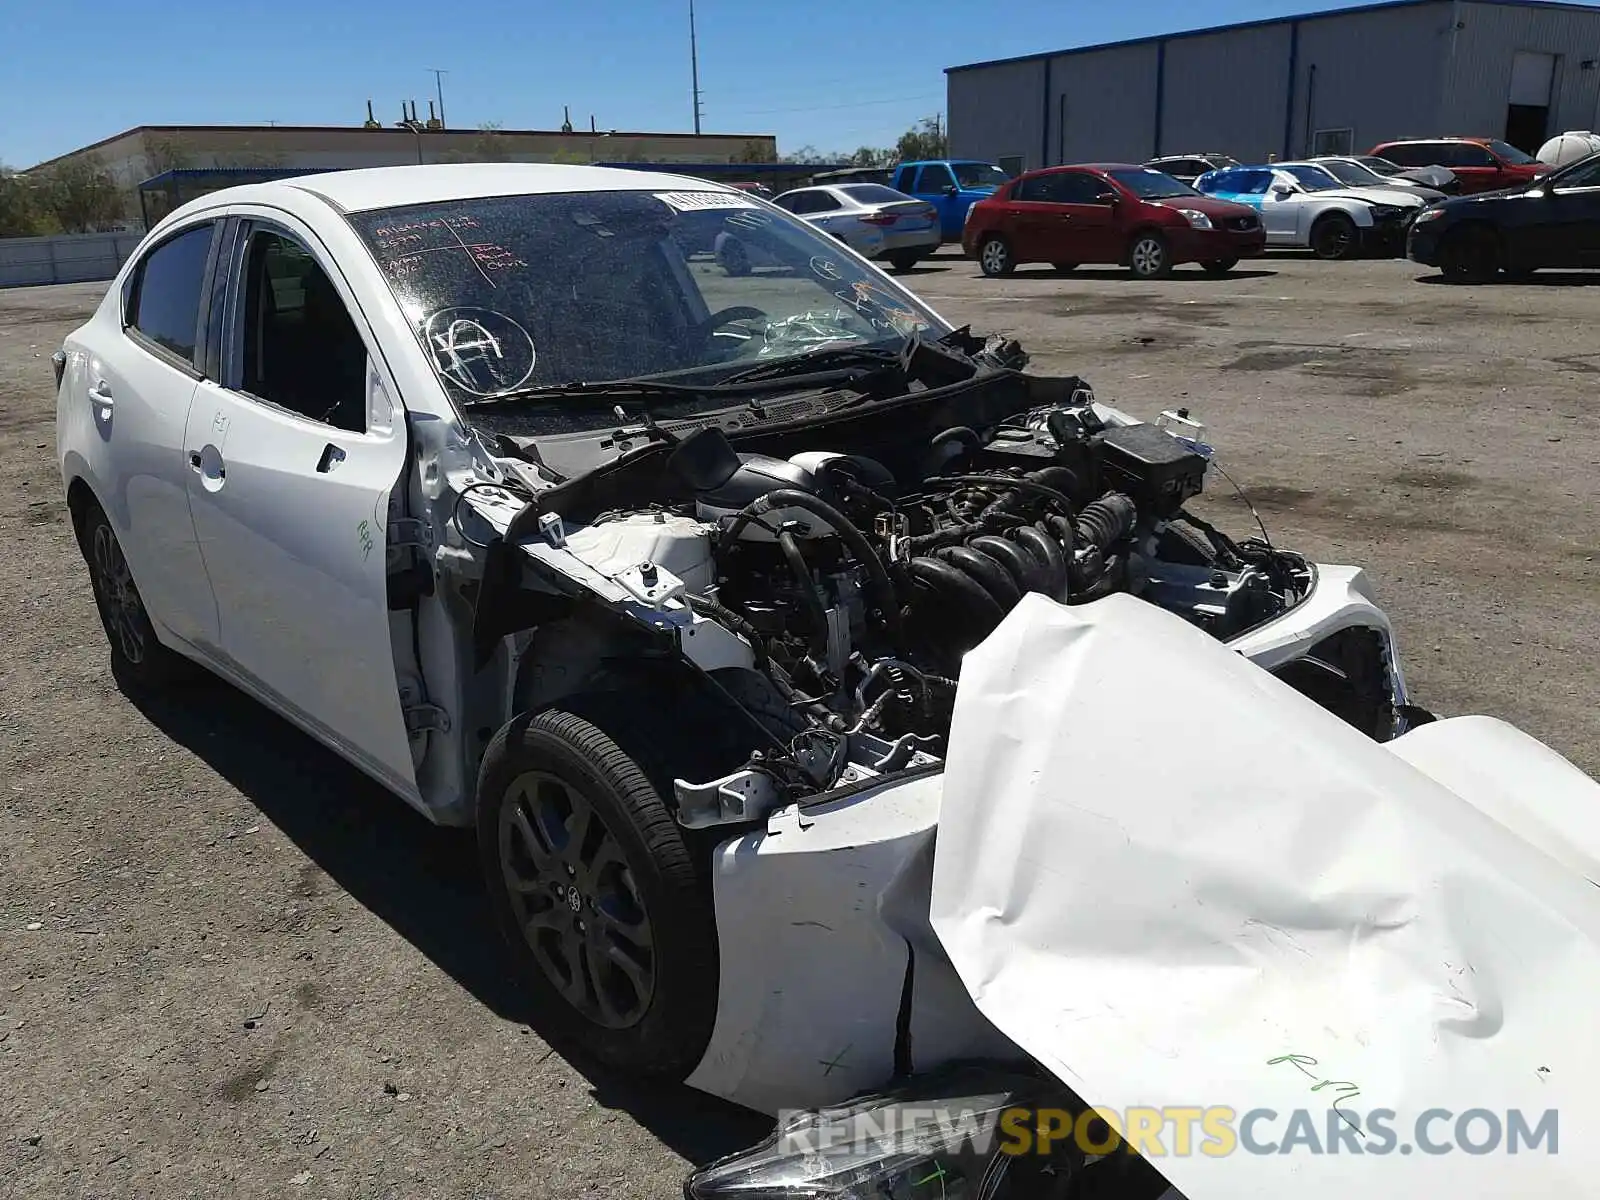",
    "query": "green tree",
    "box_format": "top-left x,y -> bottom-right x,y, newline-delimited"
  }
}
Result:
35,156 -> 124,233
847,145 -> 894,167
0,166 -> 56,237
894,115 -> 947,163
